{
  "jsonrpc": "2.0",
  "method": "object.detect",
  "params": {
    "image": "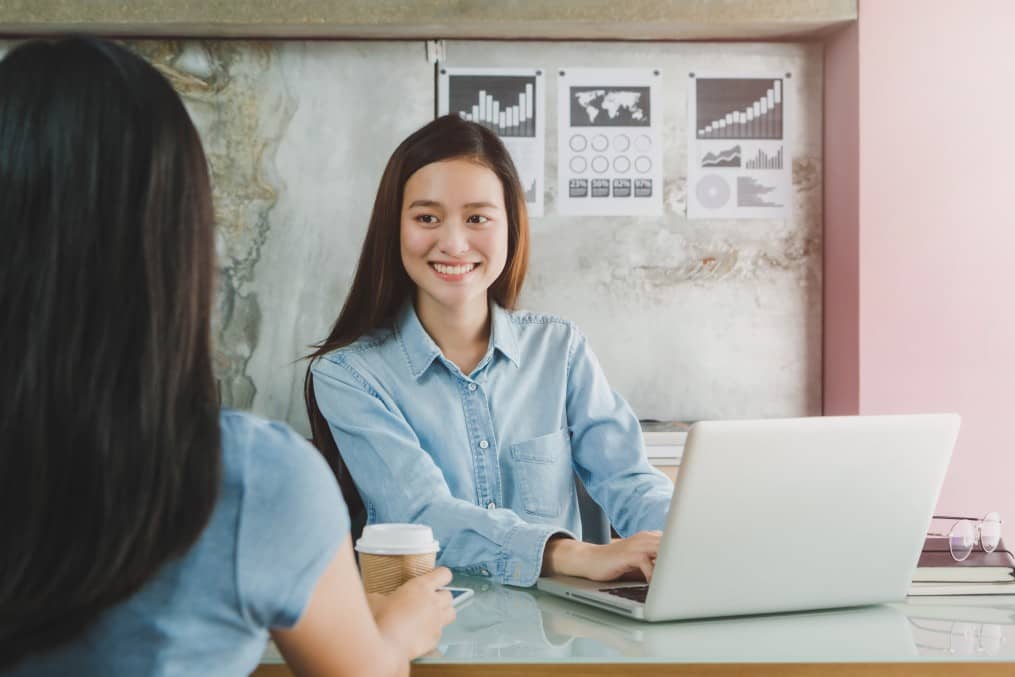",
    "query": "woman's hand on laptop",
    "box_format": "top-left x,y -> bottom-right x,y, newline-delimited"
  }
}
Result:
542,531 -> 661,582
